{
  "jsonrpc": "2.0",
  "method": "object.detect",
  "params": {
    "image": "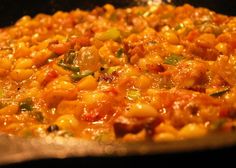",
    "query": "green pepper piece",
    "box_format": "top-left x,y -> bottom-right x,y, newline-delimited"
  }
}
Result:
57,61 -> 80,72
116,48 -> 124,58
19,98 -> 33,112
127,89 -> 141,101
107,66 -> 120,74
64,50 -> 77,64
95,28 -> 121,41
210,87 -> 230,97
71,70 -> 94,81
164,54 -> 184,65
